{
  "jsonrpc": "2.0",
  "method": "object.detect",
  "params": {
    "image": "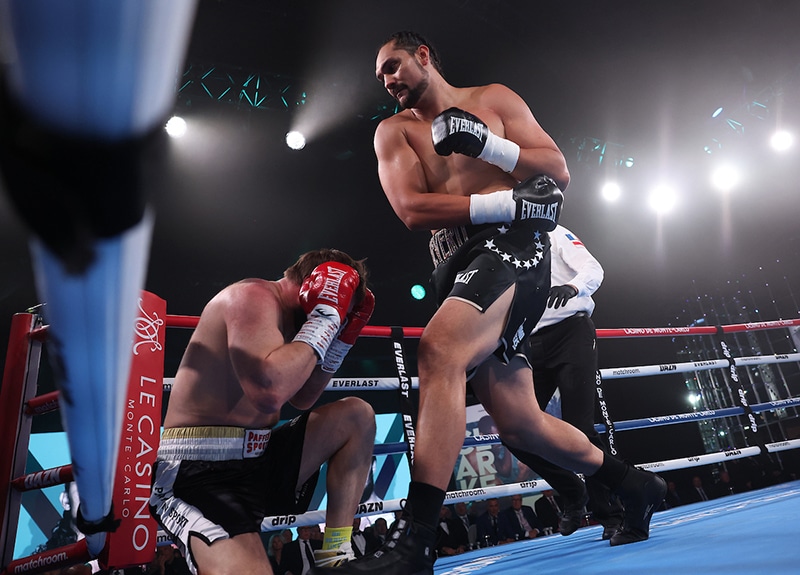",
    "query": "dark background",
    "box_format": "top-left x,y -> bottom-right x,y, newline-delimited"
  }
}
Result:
1,0 -> 799,471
